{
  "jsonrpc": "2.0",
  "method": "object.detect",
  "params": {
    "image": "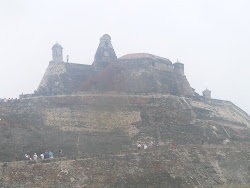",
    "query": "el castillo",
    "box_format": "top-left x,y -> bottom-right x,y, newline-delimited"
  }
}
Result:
0,34 -> 249,188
